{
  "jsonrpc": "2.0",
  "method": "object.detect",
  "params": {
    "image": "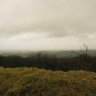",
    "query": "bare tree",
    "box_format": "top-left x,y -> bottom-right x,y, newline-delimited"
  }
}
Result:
80,43 -> 89,70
